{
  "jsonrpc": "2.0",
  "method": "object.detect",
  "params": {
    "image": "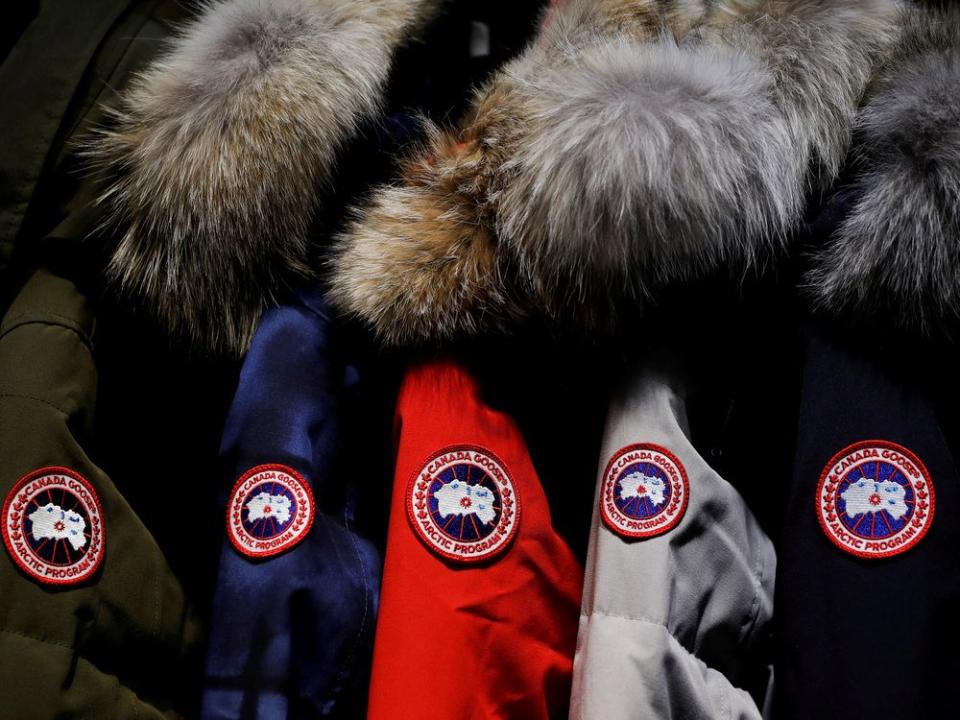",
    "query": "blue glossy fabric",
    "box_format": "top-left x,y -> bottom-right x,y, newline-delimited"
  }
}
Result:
202,287 -> 380,720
